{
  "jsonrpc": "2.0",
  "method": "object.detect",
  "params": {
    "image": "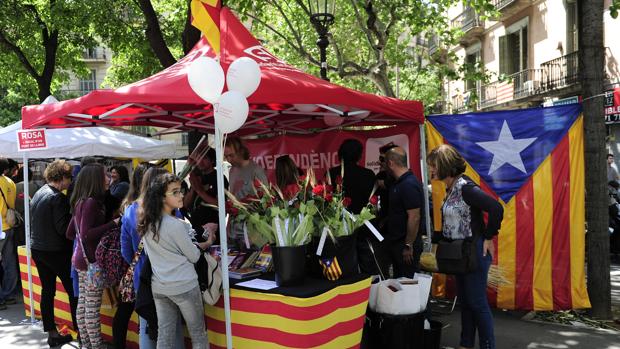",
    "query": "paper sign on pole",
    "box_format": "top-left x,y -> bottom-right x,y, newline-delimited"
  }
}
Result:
17,129 -> 48,151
